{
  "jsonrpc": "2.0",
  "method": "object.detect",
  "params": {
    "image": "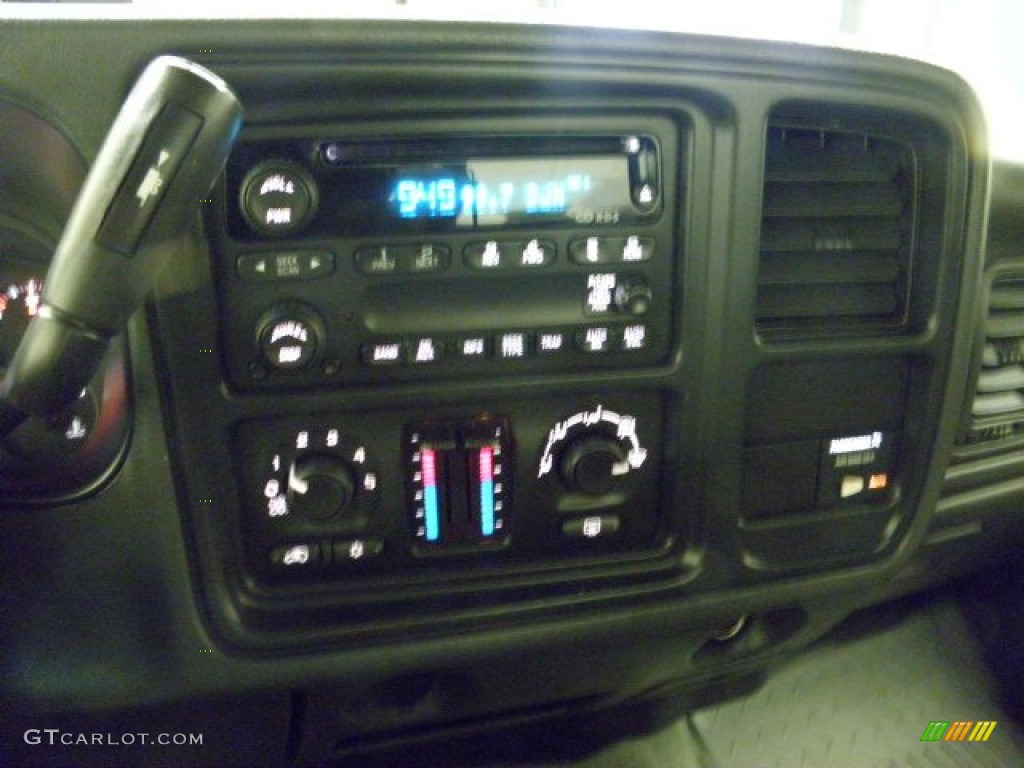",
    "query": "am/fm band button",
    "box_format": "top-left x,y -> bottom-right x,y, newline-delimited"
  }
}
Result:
360,341 -> 403,366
